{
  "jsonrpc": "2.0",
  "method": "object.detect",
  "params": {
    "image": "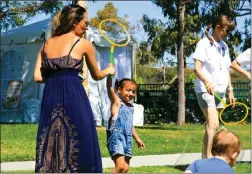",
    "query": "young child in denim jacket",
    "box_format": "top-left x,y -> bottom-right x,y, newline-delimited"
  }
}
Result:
106,76 -> 145,173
